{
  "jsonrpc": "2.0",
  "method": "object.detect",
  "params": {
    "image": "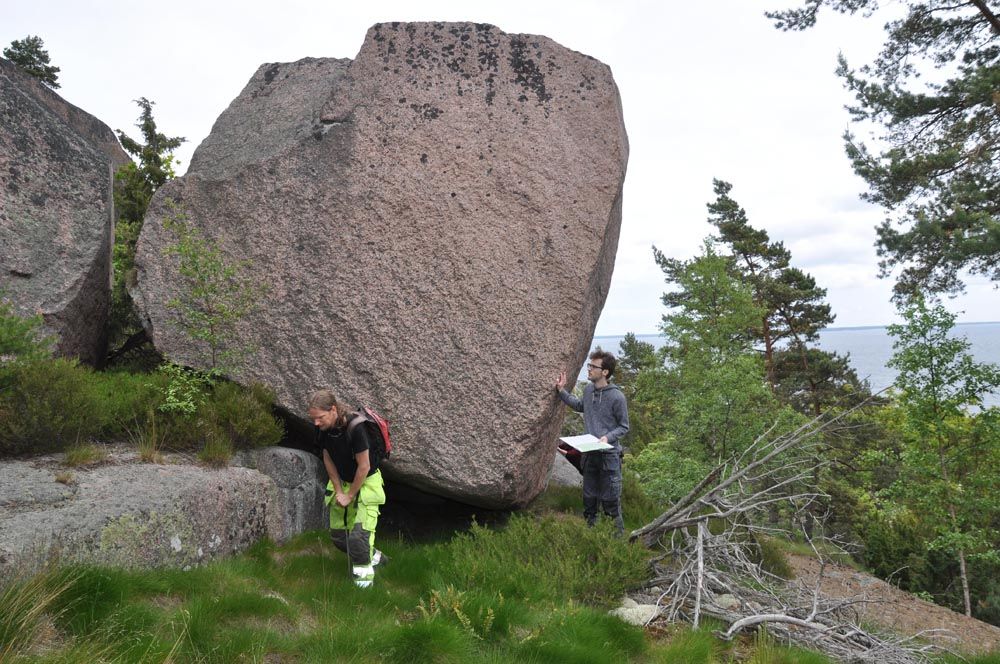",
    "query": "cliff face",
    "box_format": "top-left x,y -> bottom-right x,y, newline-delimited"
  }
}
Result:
133,22 -> 628,508
0,57 -> 130,366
